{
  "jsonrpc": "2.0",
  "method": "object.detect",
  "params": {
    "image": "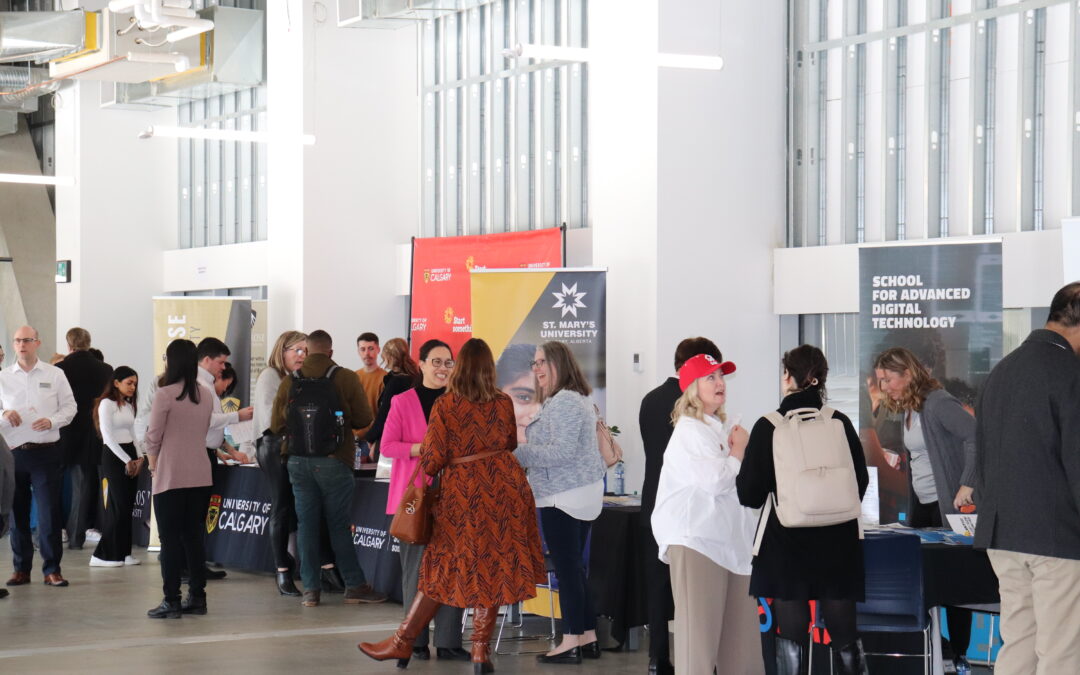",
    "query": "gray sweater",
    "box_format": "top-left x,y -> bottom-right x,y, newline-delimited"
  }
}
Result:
515,389 -> 606,500
908,388 -> 977,520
